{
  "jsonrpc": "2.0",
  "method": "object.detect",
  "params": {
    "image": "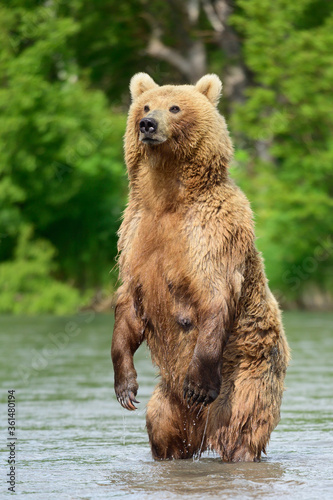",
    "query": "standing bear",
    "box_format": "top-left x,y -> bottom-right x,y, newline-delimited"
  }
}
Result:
111,73 -> 290,462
